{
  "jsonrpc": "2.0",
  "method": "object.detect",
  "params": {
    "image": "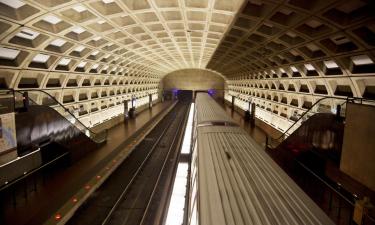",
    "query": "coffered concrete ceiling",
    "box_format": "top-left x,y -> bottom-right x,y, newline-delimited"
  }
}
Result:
0,0 -> 375,129
0,0 -> 244,79
208,0 -> 375,78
